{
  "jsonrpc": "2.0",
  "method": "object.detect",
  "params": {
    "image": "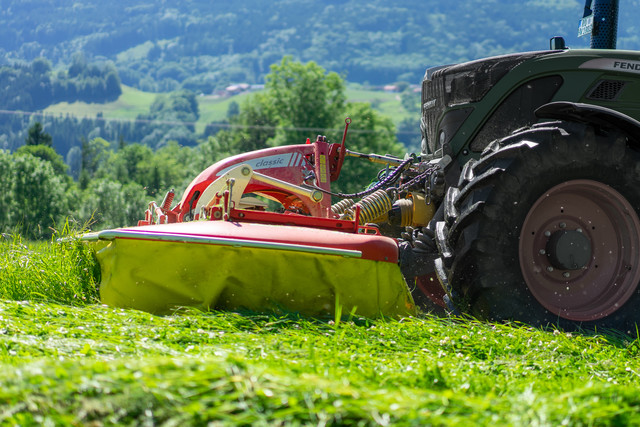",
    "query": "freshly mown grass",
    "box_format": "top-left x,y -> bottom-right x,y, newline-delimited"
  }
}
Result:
1,231 -> 640,425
